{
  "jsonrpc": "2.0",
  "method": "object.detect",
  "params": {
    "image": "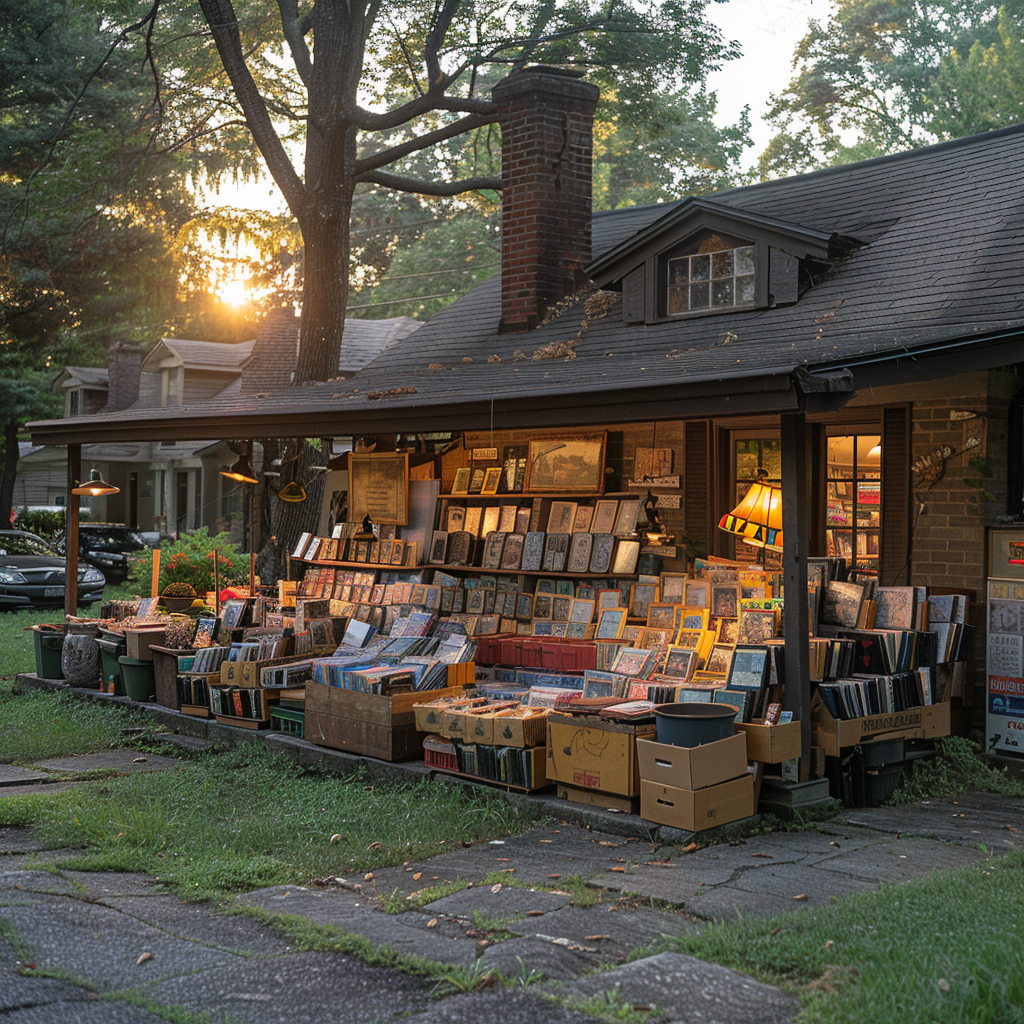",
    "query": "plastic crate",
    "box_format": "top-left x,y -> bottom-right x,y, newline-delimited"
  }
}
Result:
270,706 -> 305,737
423,735 -> 458,771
